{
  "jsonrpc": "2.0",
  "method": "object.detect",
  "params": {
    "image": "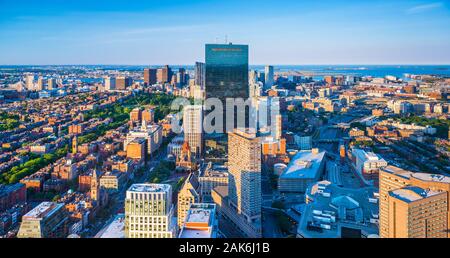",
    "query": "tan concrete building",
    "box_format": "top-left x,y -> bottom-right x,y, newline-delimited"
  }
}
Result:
183,105 -> 203,159
177,173 -> 200,228
228,128 -> 261,222
380,165 -> 450,238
